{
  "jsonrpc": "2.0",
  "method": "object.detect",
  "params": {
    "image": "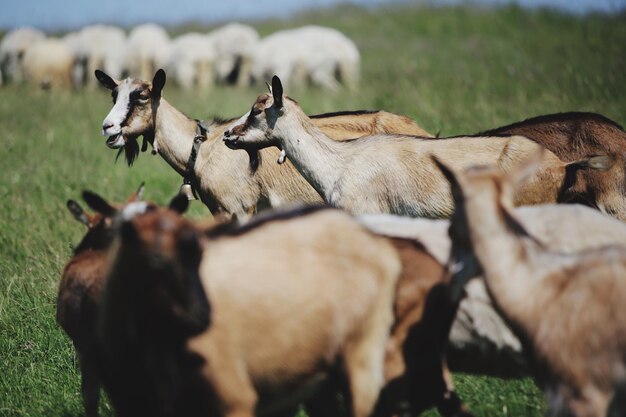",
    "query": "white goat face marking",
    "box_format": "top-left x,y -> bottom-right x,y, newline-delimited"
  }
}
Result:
120,202 -> 150,221
102,78 -> 133,137
226,110 -> 250,135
